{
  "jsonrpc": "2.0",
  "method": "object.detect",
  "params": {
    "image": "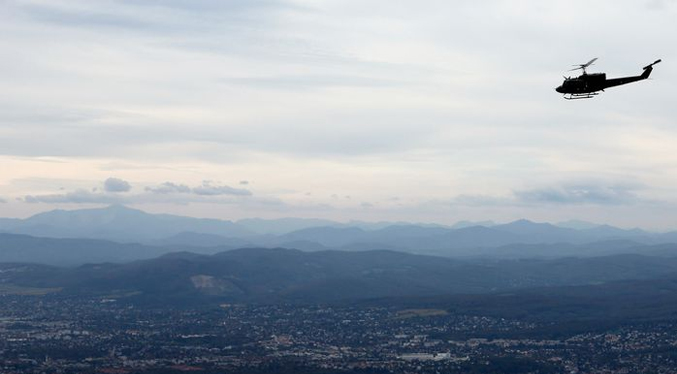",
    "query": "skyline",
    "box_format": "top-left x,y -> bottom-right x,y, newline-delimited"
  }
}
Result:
1,0 -> 676,229
2,202 -> 670,232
